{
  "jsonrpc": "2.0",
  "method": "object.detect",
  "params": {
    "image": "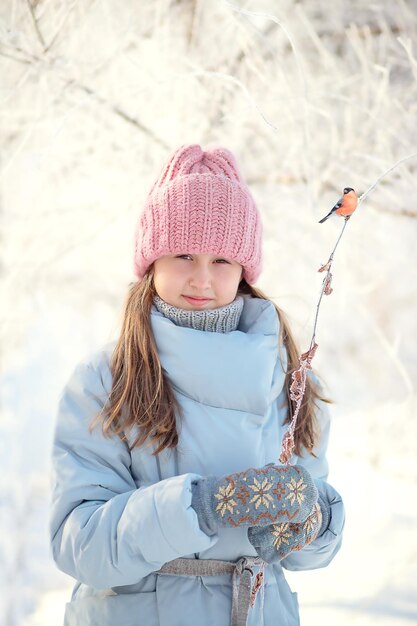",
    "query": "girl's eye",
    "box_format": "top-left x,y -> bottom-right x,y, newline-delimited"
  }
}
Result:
215,259 -> 230,264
